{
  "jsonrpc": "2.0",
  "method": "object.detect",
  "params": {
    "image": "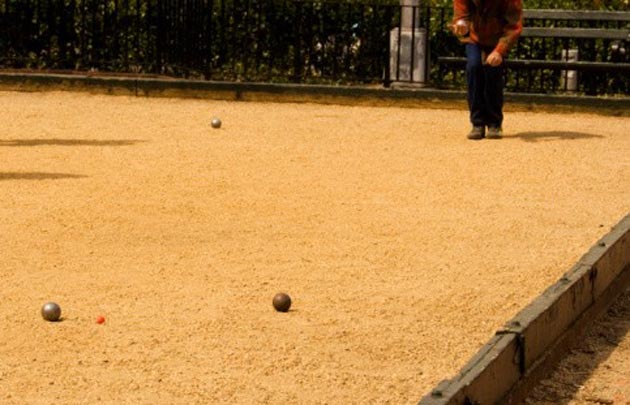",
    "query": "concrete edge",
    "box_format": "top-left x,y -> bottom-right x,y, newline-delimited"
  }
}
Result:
1,71 -> 629,115
419,214 -> 630,405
